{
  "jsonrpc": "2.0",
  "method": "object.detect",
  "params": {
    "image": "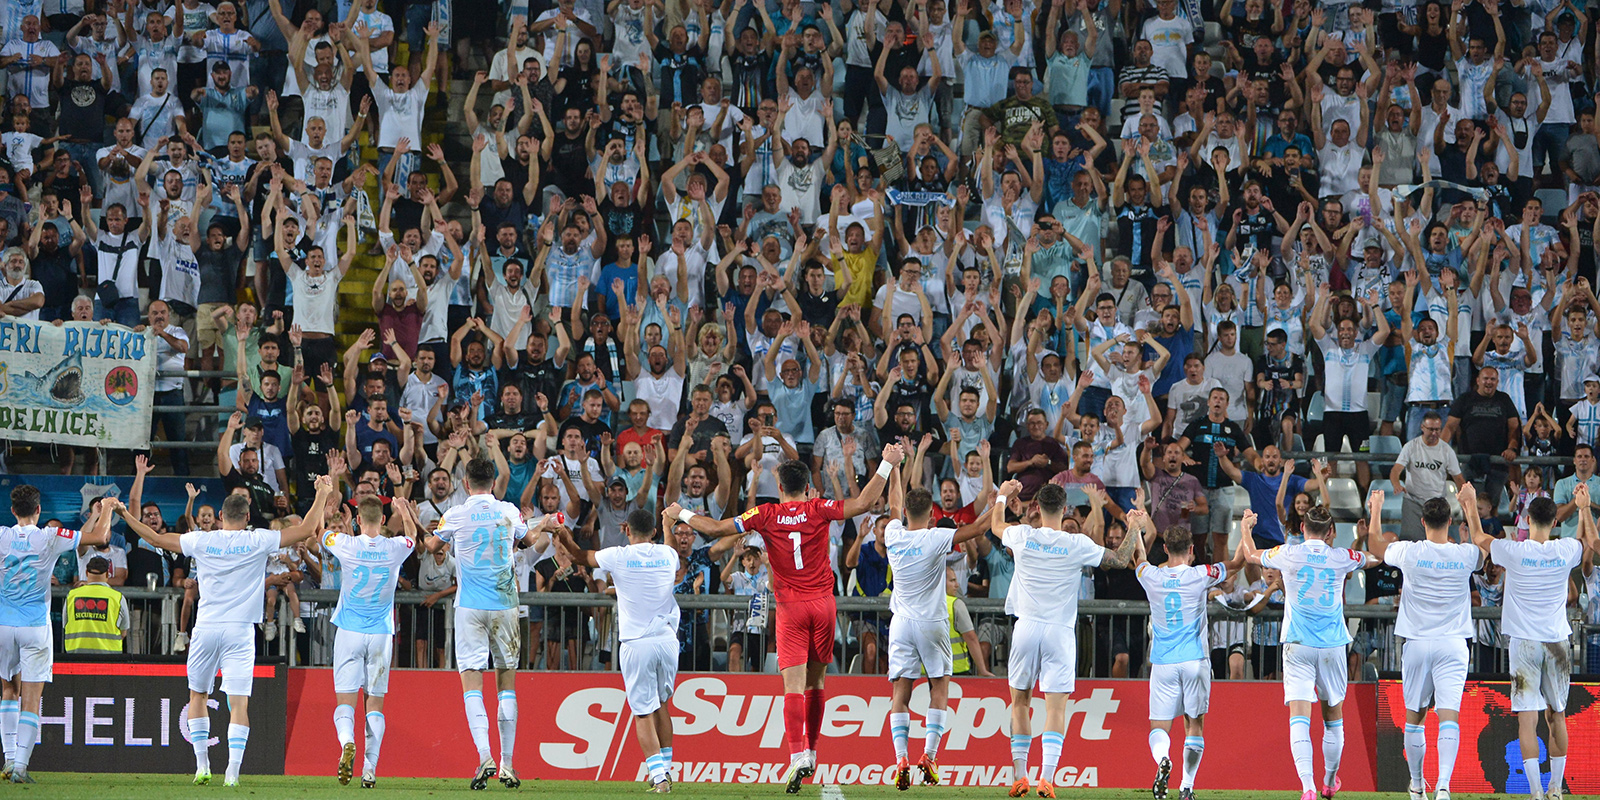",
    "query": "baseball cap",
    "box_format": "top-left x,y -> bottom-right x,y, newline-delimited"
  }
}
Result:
607,475 -> 629,489
369,353 -> 388,365
211,60 -> 231,72
243,415 -> 265,430
1585,374 -> 1600,385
